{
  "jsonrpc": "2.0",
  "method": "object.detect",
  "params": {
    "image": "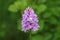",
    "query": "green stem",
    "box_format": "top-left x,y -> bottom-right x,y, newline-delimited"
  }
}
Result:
29,31 -> 31,40
27,31 -> 32,40
27,31 -> 31,40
